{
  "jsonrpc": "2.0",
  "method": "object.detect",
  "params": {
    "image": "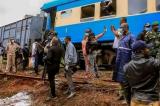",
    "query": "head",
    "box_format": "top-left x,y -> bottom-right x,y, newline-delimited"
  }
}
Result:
51,37 -> 59,46
65,36 -> 71,44
152,21 -> 159,32
24,44 -> 28,47
132,40 -> 150,57
144,23 -> 151,31
120,23 -> 129,35
85,28 -> 92,36
120,17 -> 127,25
10,38 -> 15,44
49,30 -> 58,38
